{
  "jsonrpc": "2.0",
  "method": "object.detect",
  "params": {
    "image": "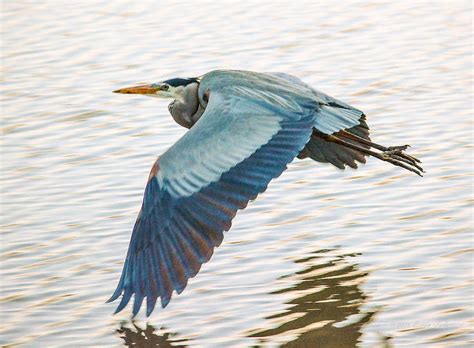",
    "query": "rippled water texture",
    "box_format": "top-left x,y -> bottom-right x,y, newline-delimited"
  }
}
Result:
1,1 -> 473,347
